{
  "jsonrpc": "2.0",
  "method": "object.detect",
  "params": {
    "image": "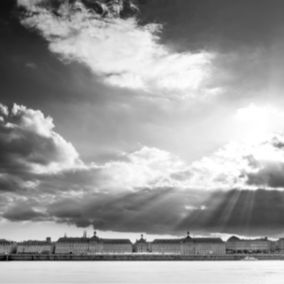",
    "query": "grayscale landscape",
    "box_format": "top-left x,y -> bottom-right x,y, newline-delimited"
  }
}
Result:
1,0 -> 284,283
